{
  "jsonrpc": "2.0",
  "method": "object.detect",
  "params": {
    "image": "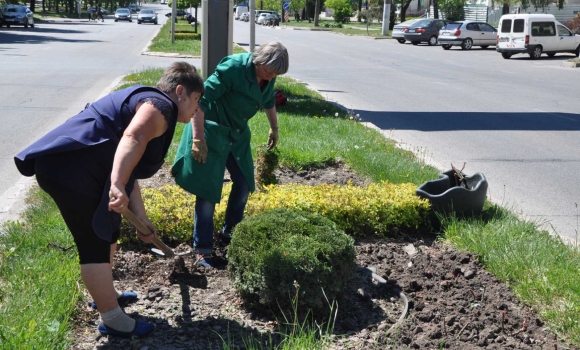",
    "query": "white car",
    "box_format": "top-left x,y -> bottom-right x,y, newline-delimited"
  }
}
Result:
392,19 -> 421,44
256,13 -> 268,25
438,21 -> 497,50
